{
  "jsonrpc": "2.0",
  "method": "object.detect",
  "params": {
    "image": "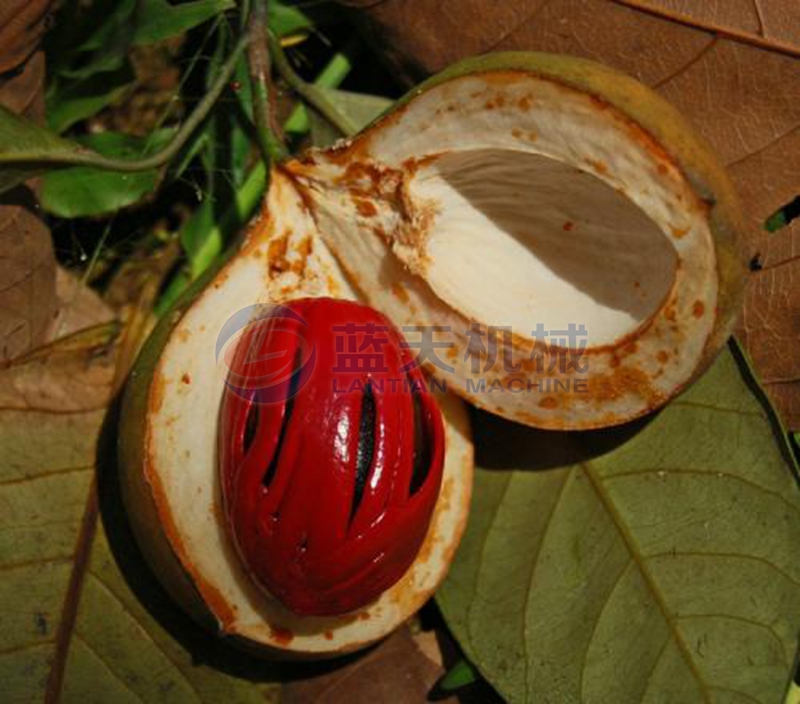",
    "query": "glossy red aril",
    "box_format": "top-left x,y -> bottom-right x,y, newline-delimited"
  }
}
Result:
219,297 -> 446,616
